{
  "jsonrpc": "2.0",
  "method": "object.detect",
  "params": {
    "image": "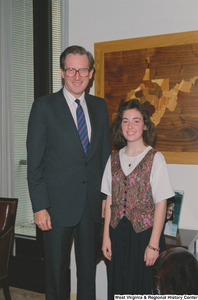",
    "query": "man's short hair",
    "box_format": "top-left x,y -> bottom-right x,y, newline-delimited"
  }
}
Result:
60,45 -> 94,70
